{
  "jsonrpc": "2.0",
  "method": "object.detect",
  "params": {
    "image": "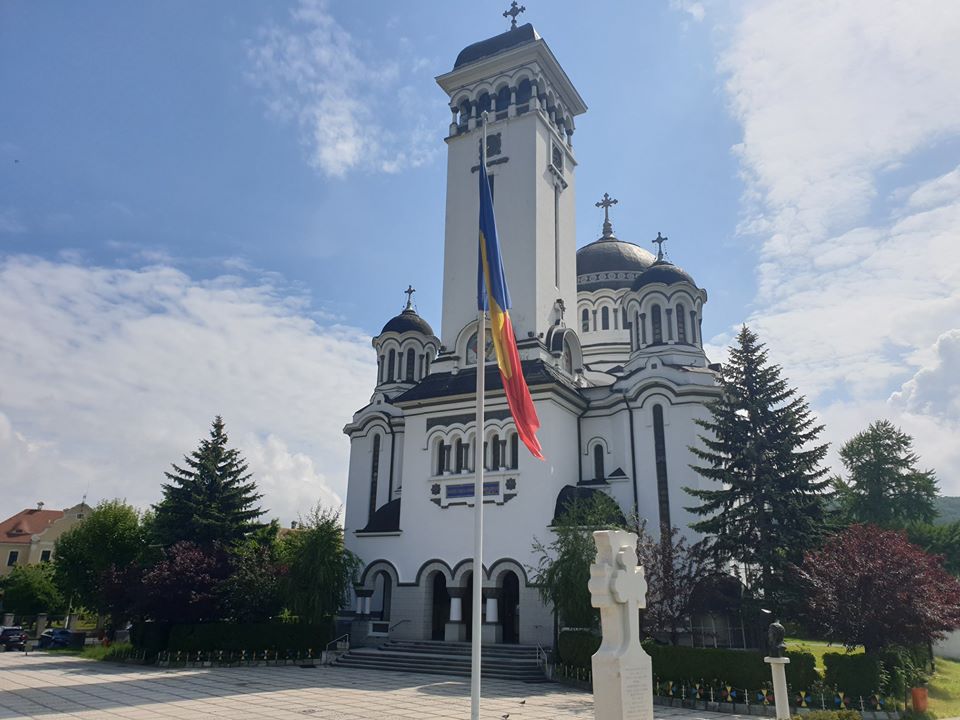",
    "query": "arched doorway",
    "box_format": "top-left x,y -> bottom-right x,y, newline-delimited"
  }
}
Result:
500,571 -> 520,644
463,572 -> 474,642
374,571 -> 392,621
430,572 -> 449,641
